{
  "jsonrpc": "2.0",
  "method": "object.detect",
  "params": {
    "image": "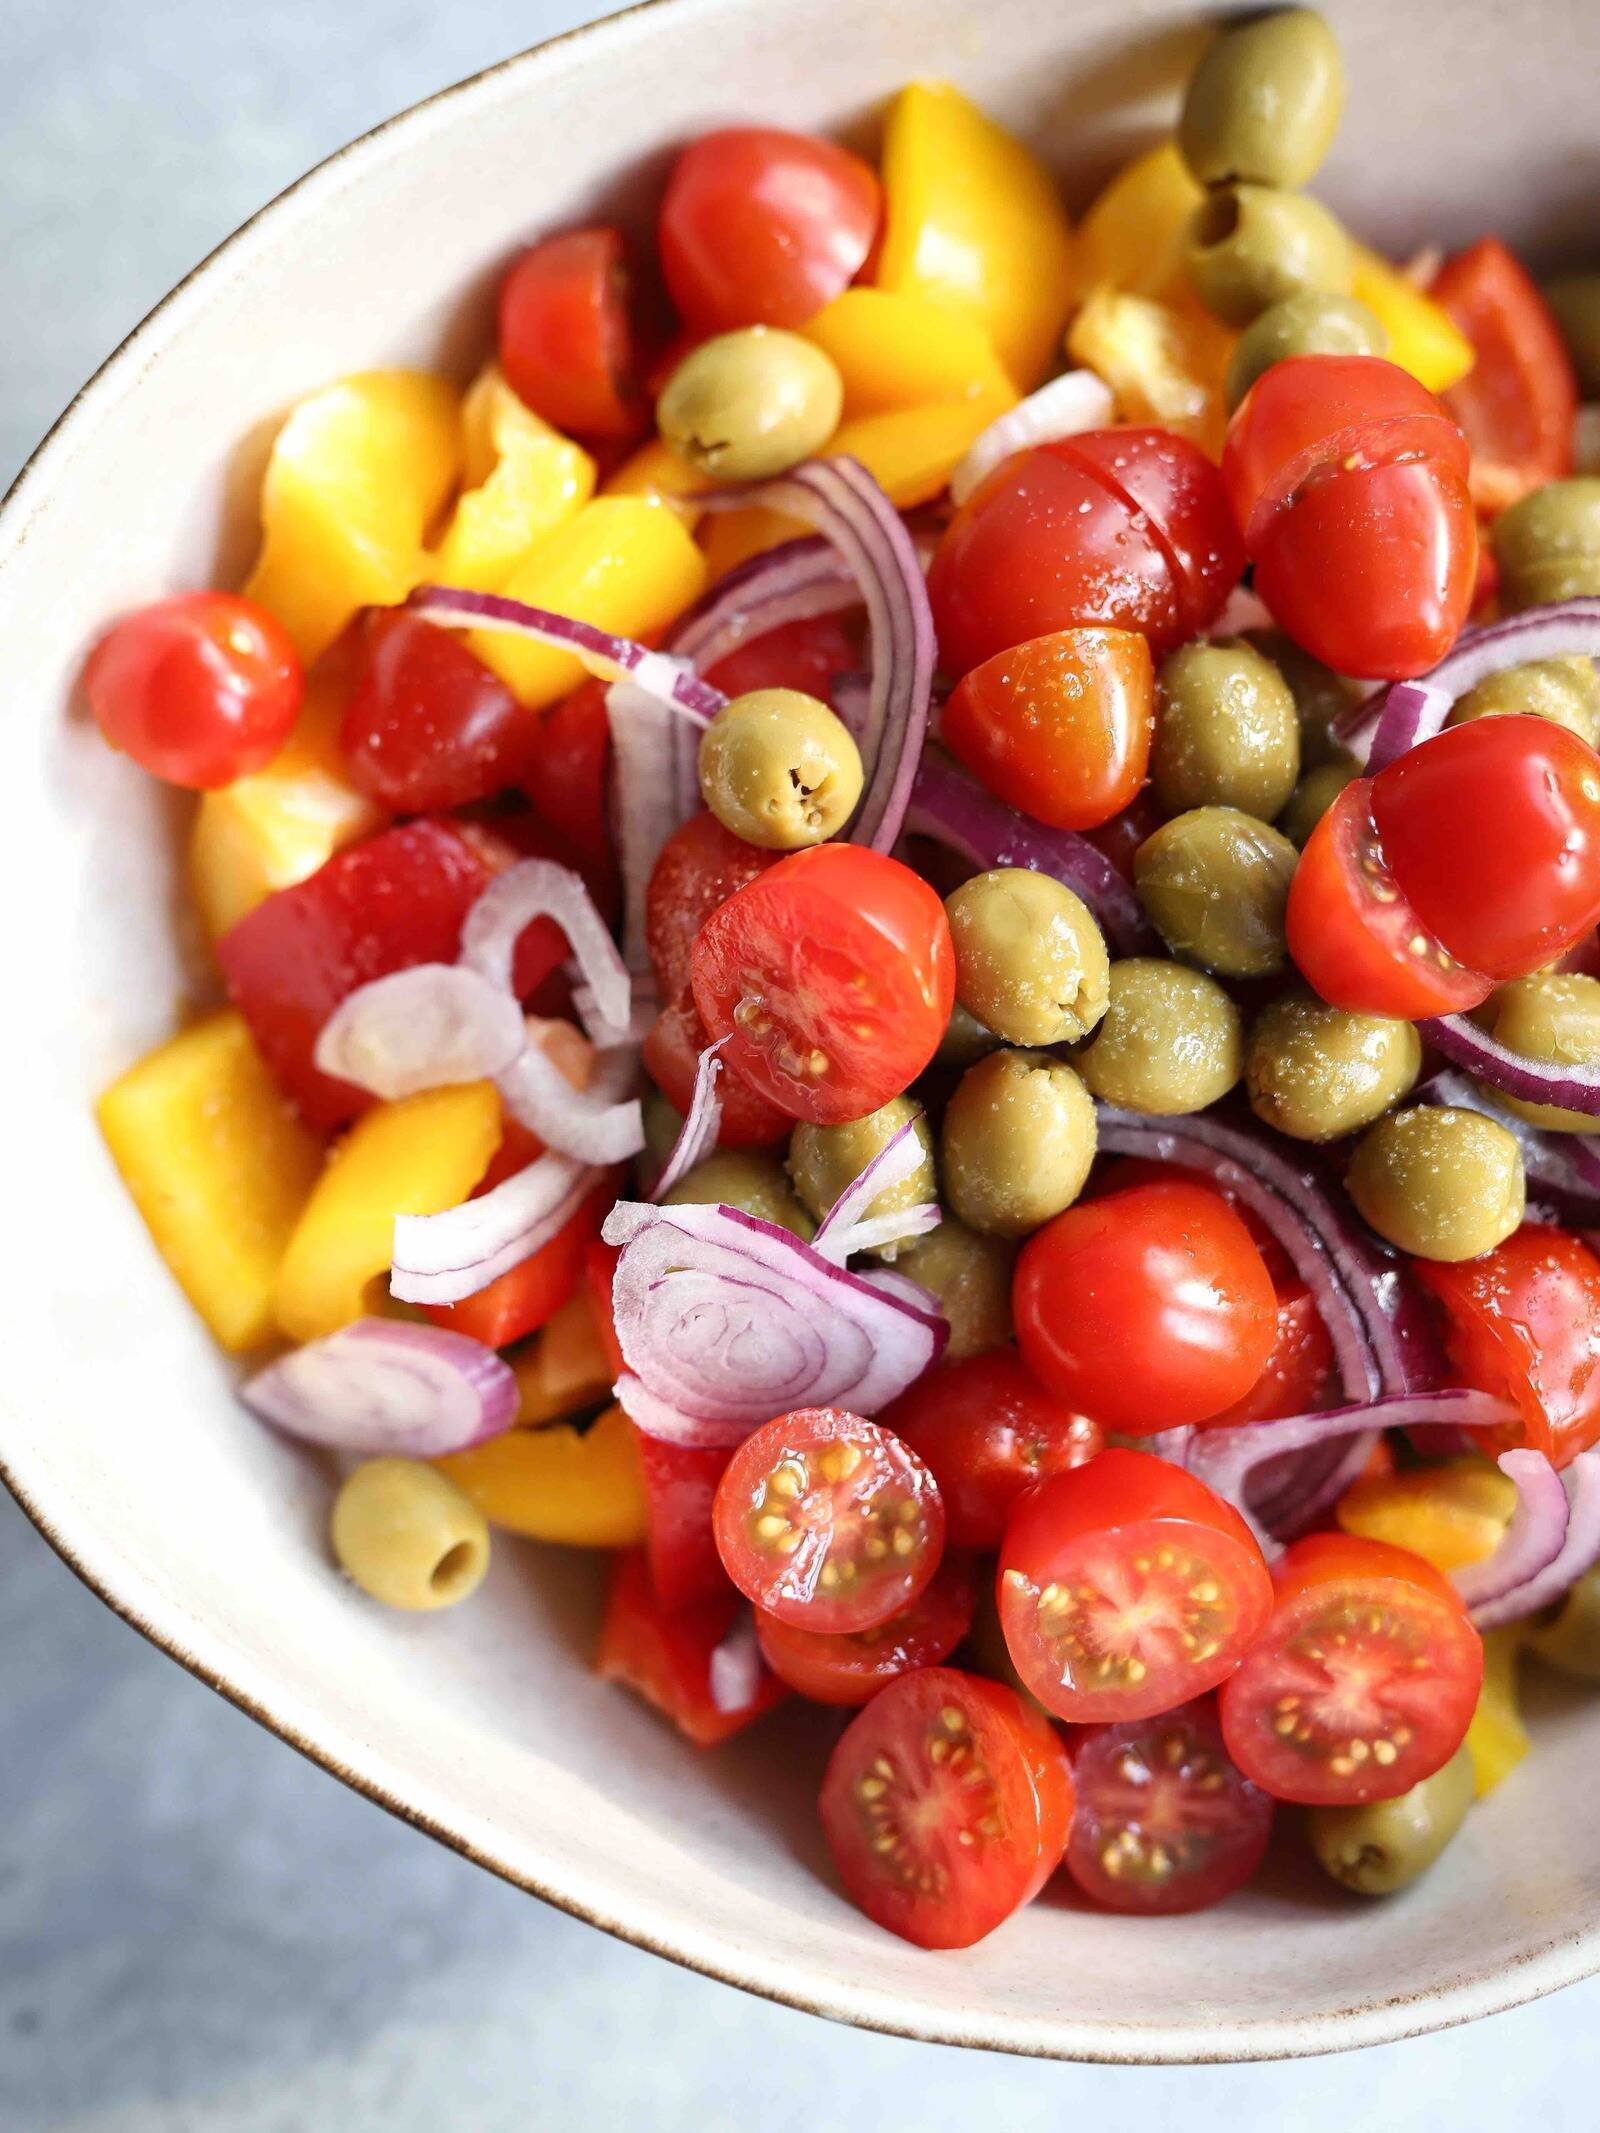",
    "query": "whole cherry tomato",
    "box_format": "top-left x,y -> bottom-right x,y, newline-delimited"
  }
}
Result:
341,611 -> 535,811
85,592 -> 303,790
498,228 -> 646,440
1431,236 -> 1577,515
703,611 -> 862,702
523,678 -> 615,889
